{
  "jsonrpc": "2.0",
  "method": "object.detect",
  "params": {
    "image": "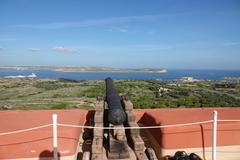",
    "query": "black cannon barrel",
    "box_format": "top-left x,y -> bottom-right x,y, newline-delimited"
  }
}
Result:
105,77 -> 126,125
